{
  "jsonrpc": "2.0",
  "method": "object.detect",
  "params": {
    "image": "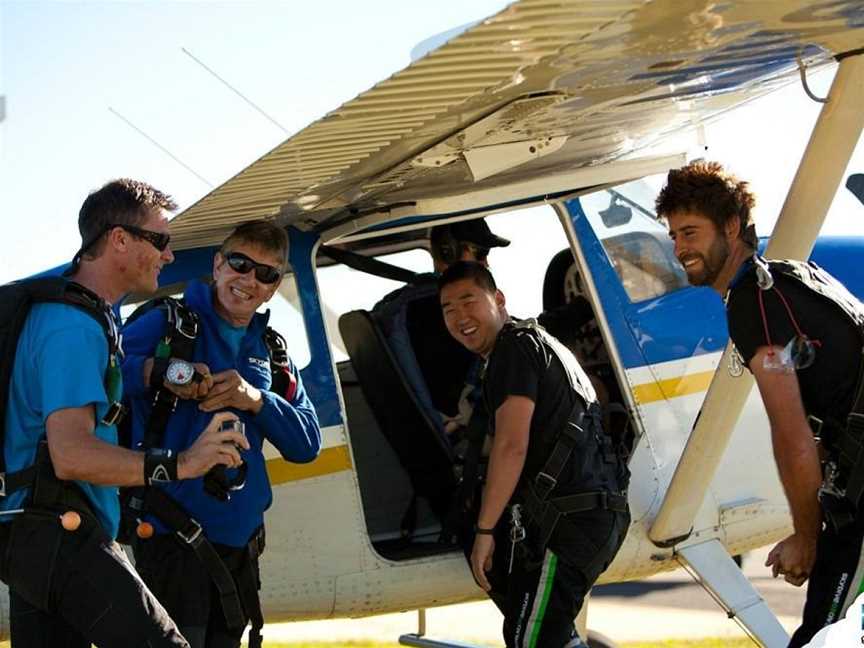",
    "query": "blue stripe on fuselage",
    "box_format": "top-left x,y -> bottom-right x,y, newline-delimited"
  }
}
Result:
564,199 -> 864,370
